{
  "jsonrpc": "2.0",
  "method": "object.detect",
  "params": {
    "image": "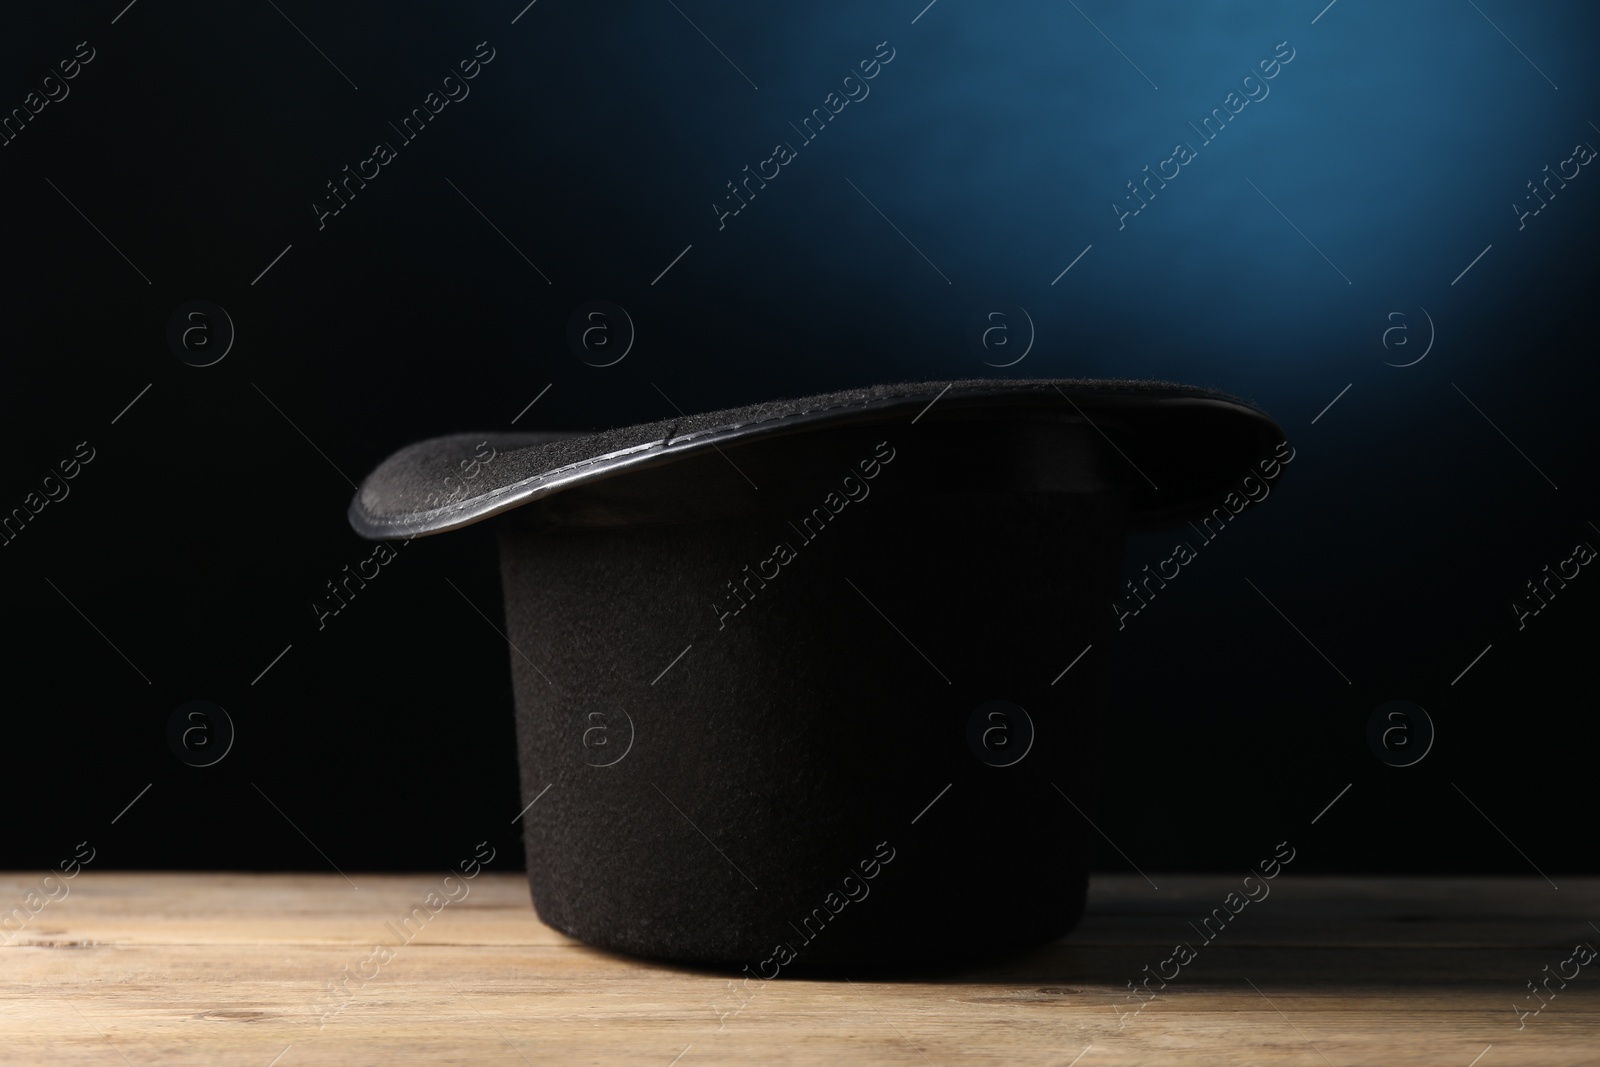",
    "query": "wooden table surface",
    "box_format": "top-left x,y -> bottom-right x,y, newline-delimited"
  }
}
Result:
1,872 -> 1595,1065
